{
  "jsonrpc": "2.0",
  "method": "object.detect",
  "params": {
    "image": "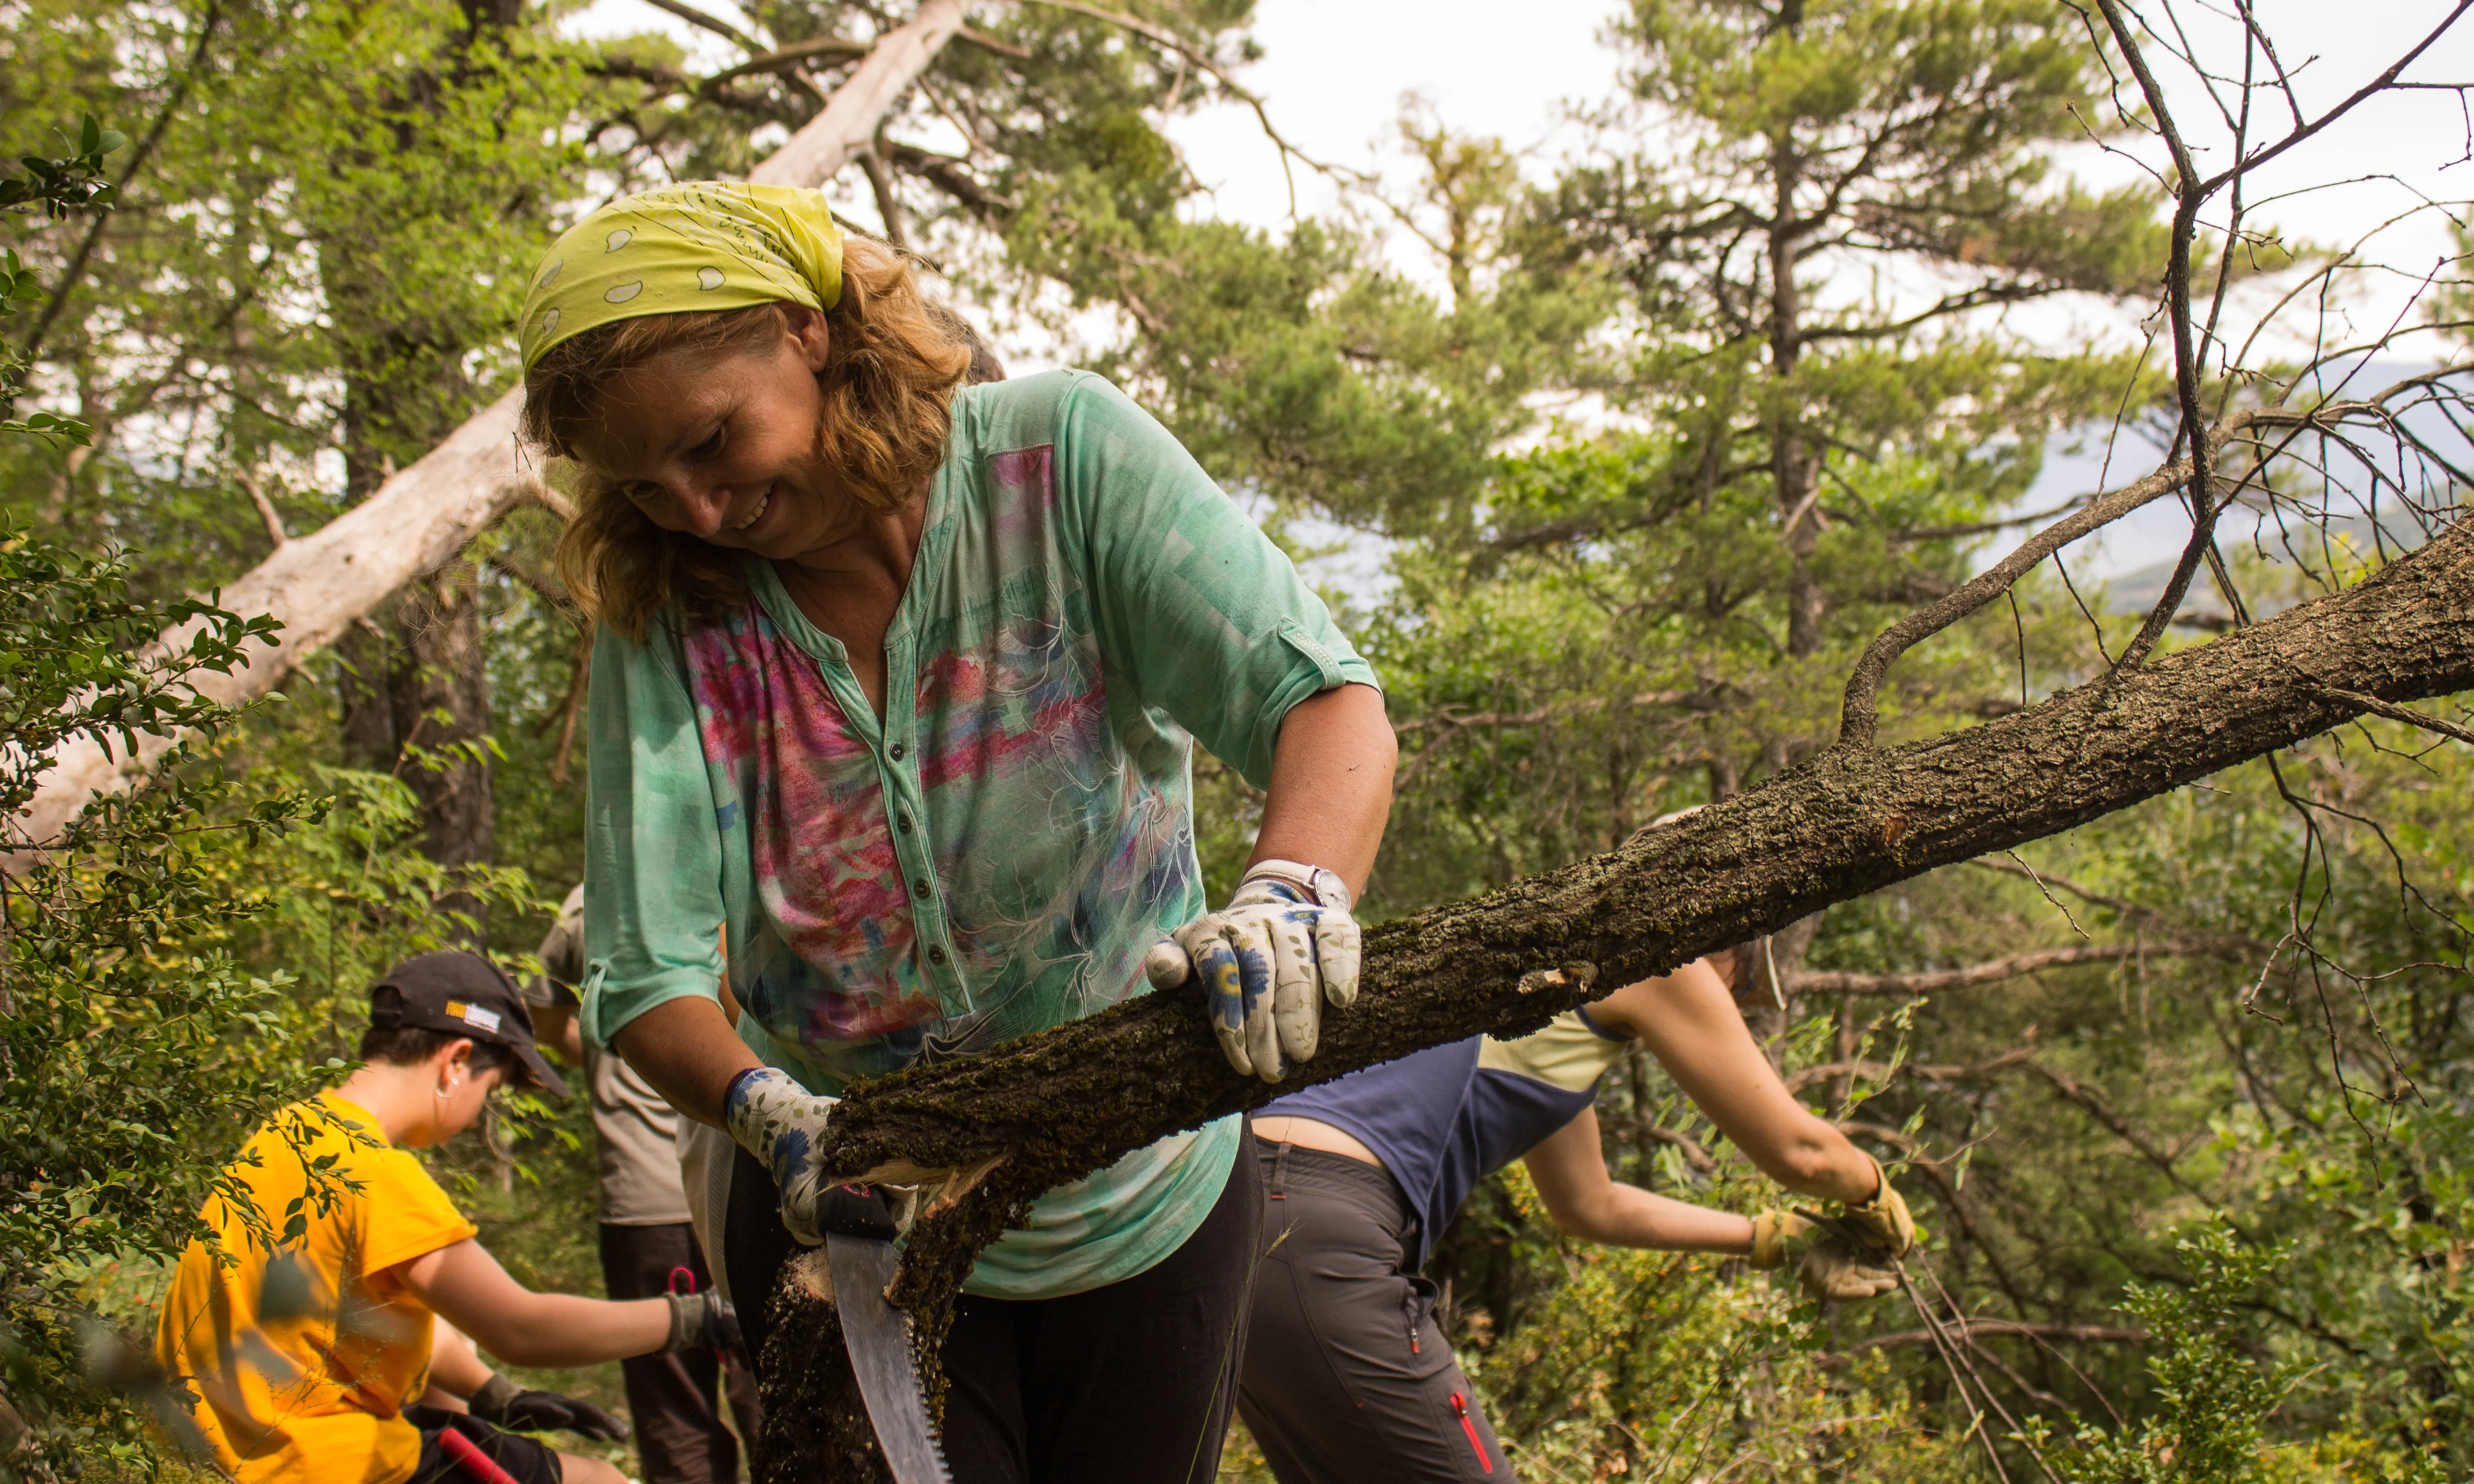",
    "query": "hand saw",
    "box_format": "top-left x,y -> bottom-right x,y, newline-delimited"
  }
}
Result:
820,1185 -> 954,1484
